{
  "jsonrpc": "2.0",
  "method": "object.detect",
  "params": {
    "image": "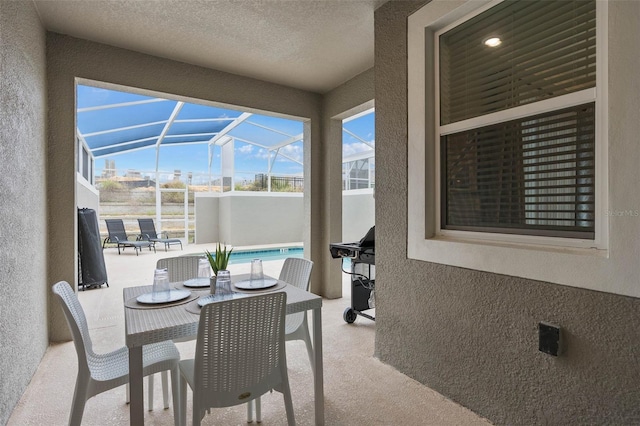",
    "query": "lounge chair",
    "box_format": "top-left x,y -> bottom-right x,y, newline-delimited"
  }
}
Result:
103,219 -> 155,255
137,218 -> 183,251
